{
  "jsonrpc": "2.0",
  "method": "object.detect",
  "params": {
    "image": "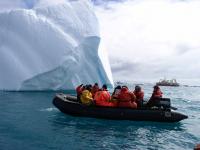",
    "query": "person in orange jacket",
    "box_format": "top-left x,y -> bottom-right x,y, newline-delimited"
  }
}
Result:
91,83 -> 99,98
147,85 -> 163,107
94,84 -> 117,107
133,85 -> 144,107
118,86 -> 137,109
